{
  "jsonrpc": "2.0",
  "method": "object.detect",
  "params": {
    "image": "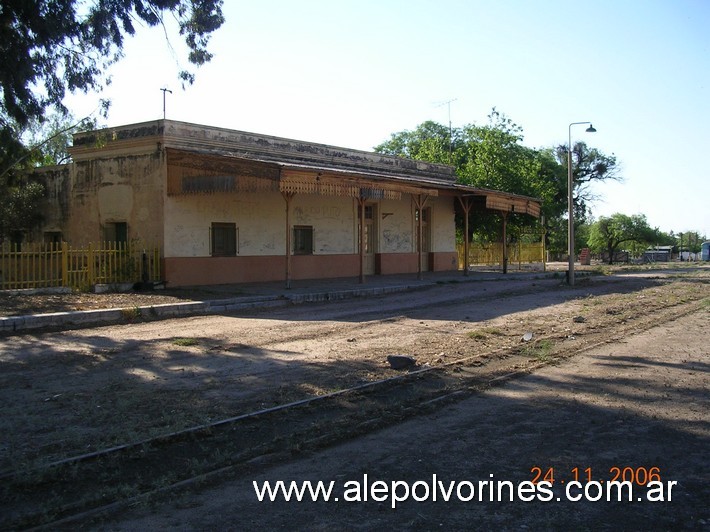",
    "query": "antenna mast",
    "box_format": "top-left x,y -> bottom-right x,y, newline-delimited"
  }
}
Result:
160,87 -> 172,119
435,98 -> 457,163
